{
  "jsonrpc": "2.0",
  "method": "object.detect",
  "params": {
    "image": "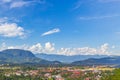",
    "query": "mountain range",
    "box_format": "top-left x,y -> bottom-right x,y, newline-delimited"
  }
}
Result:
0,49 -> 120,67
0,49 -> 62,65
35,53 -> 108,63
72,56 -> 120,66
